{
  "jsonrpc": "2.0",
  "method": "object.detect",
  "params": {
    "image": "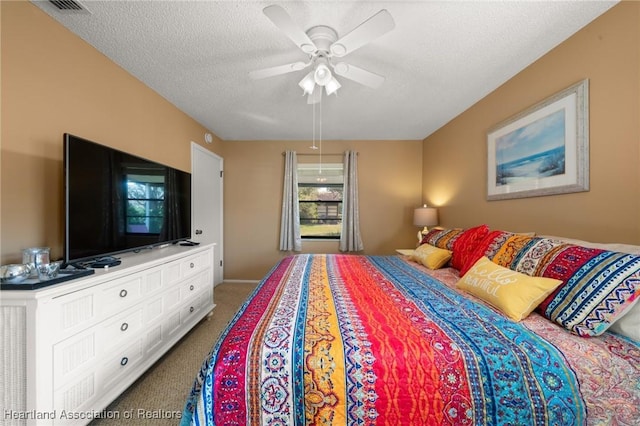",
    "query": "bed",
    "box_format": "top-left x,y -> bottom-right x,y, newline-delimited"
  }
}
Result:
181,231 -> 640,425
